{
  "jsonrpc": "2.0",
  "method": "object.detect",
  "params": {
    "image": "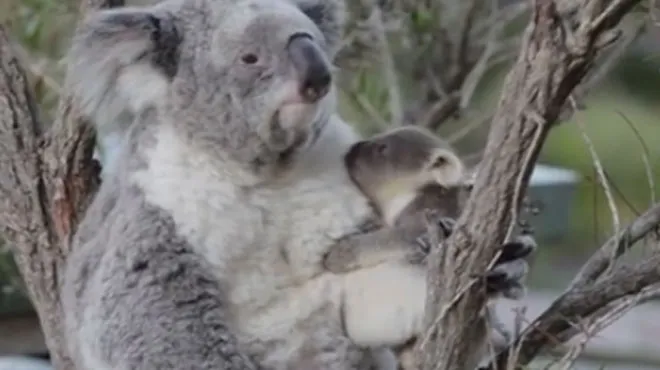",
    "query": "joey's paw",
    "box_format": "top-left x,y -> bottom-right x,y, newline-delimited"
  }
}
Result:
435,216 -> 456,238
408,236 -> 432,265
485,259 -> 528,300
423,209 -> 456,239
485,233 -> 536,300
322,248 -> 358,274
408,214 -> 457,265
493,234 -> 537,266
